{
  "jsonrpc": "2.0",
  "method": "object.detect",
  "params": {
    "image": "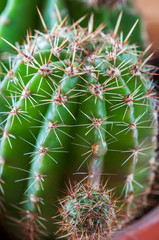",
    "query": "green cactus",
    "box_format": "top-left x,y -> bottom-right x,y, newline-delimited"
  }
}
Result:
65,0 -> 143,48
0,0 -> 44,52
0,0 -> 143,55
58,183 -> 118,239
0,0 -> 69,53
0,10 -> 158,240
